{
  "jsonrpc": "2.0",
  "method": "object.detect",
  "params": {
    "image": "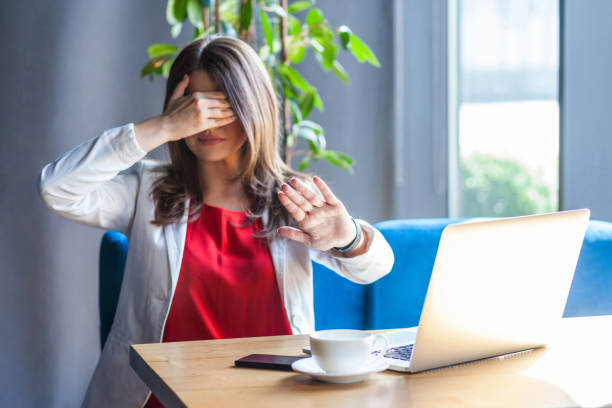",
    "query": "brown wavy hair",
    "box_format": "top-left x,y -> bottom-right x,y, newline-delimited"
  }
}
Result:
150,35 -> 302,236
